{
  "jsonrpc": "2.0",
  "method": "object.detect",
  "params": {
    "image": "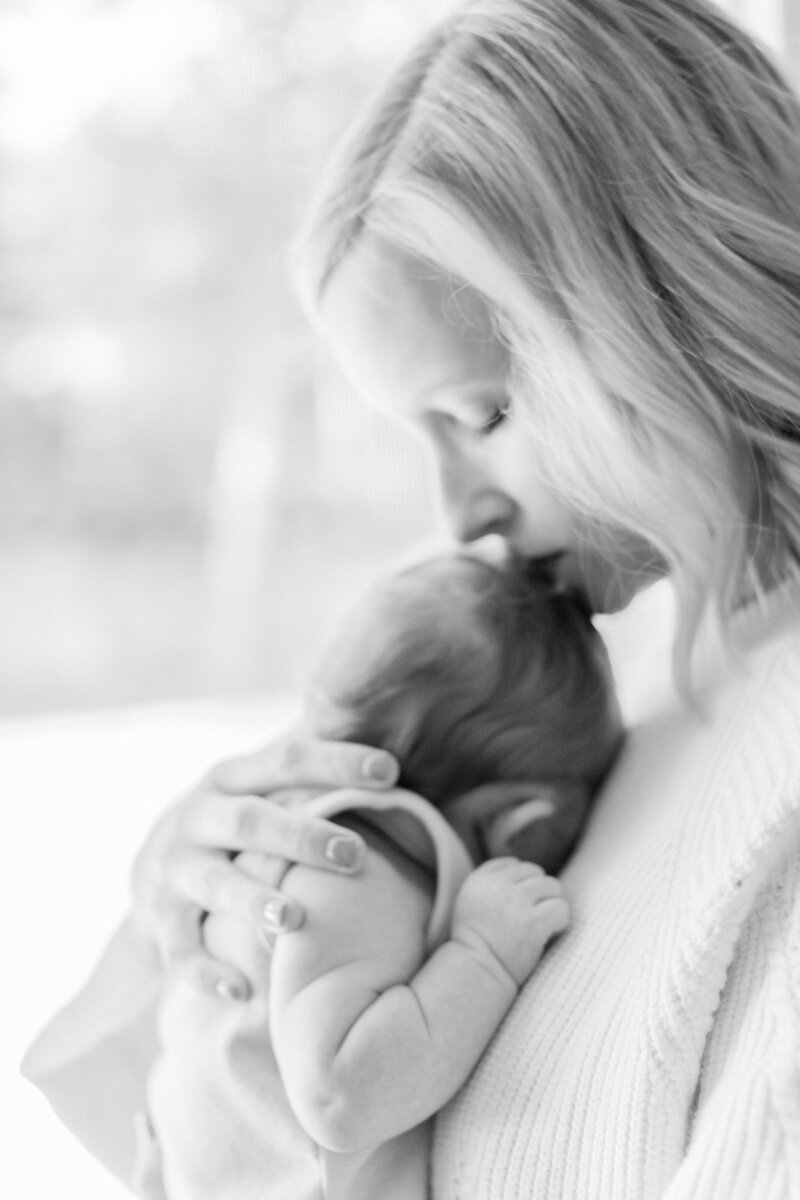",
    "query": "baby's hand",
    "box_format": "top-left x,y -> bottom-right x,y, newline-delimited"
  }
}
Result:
450,859 -> 569,988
